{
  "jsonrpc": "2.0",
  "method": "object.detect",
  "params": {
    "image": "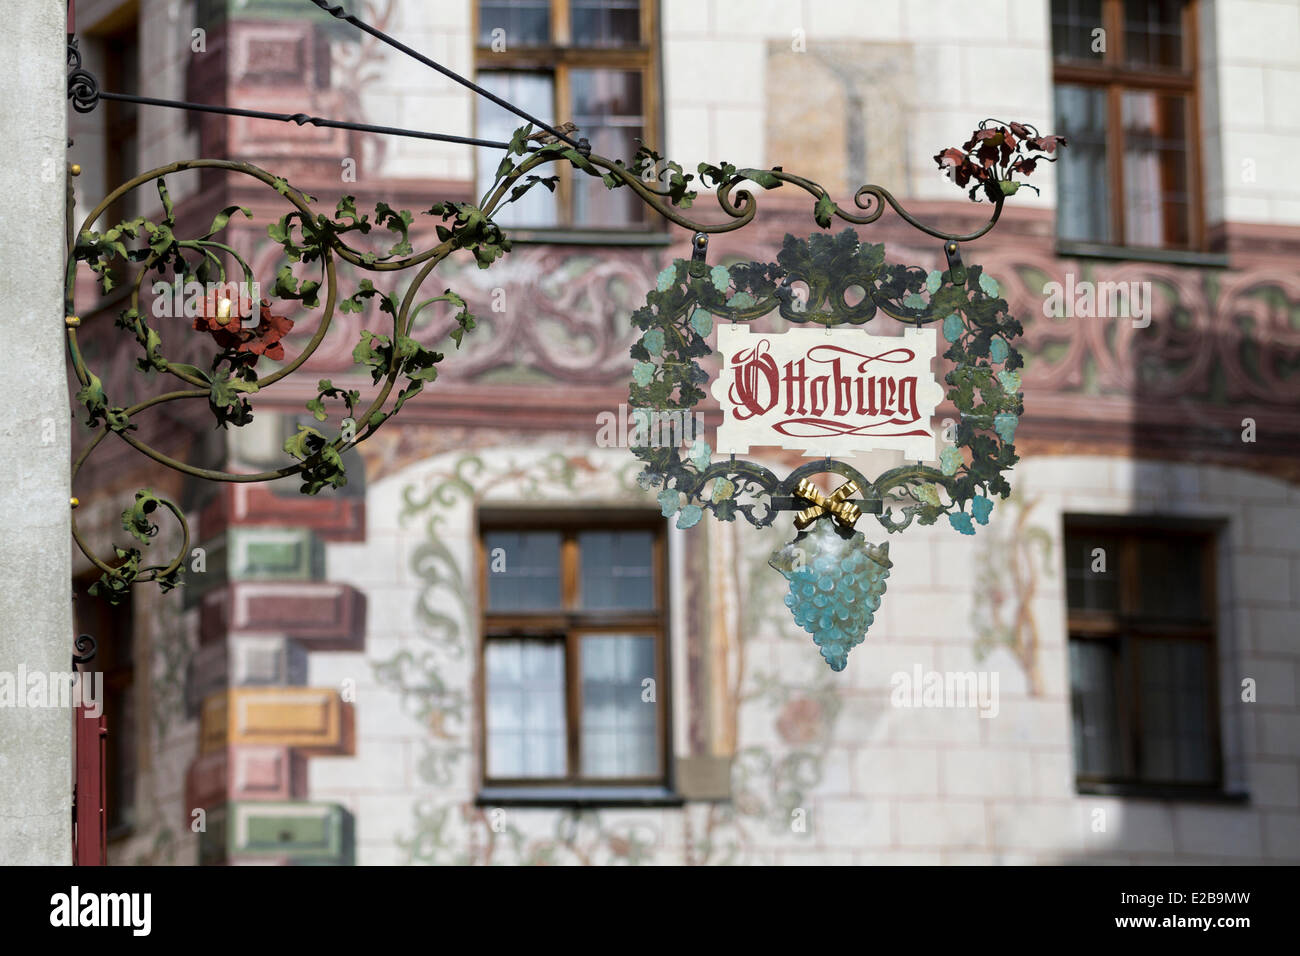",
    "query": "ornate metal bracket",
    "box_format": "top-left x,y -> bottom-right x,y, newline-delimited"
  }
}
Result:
64,6 -> 1061,605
